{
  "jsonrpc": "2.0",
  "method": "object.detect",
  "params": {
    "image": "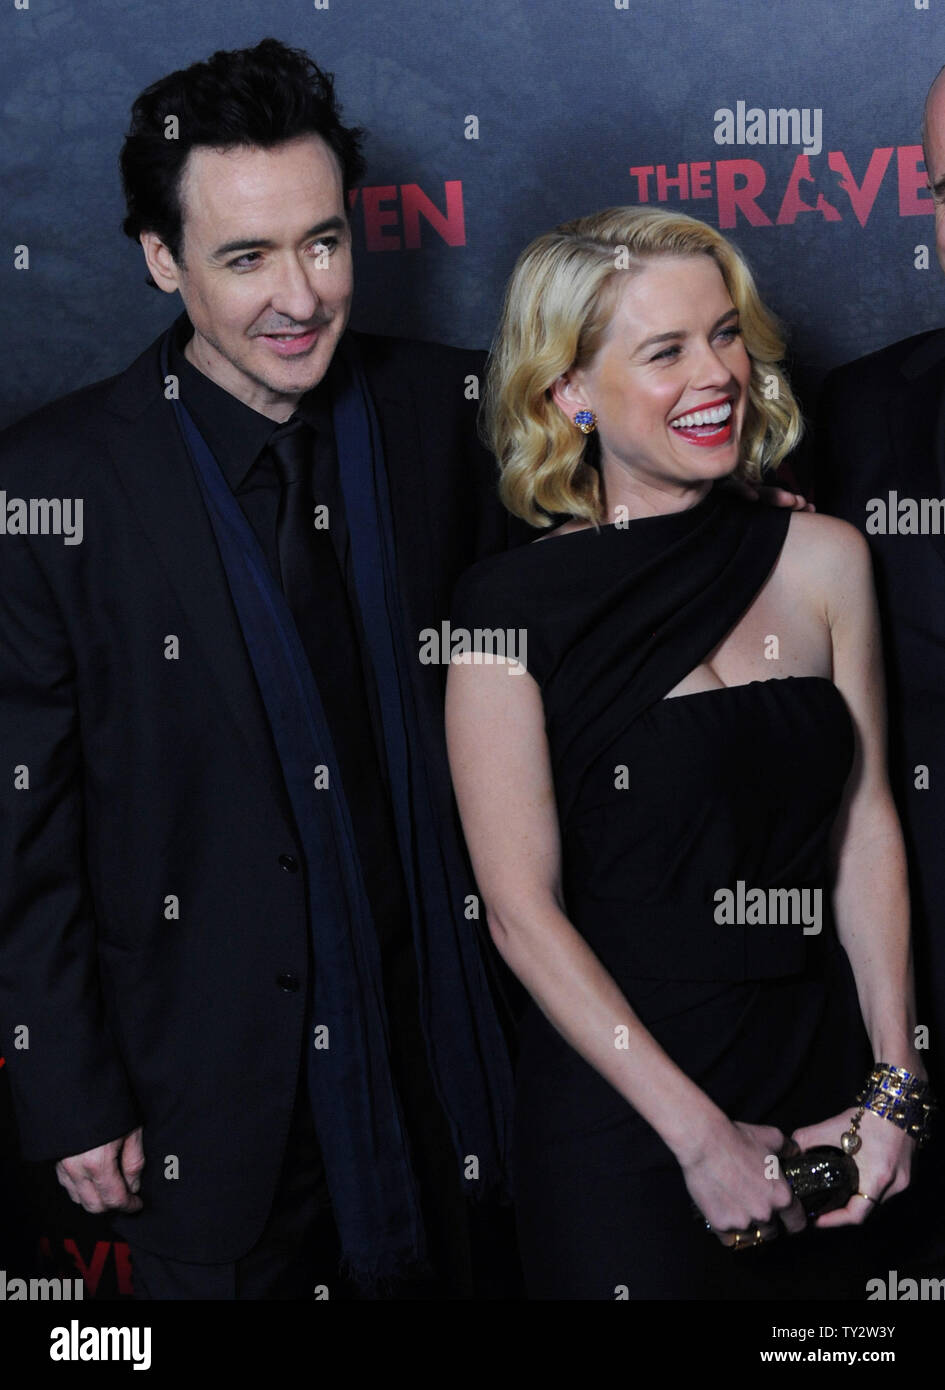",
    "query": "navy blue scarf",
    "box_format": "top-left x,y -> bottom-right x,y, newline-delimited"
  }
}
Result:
163,330 -> 512,1284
